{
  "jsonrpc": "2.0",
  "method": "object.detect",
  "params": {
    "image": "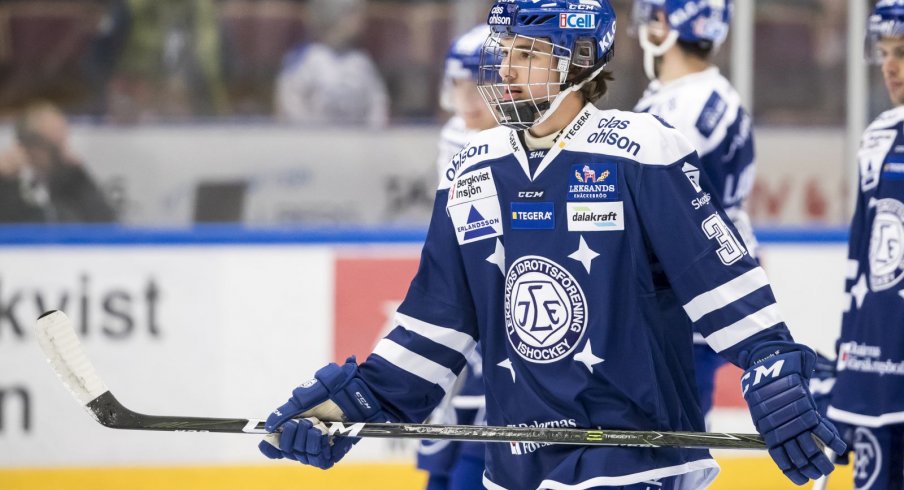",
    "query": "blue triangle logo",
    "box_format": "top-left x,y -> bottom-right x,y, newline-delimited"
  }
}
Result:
463,205 -> 496,240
